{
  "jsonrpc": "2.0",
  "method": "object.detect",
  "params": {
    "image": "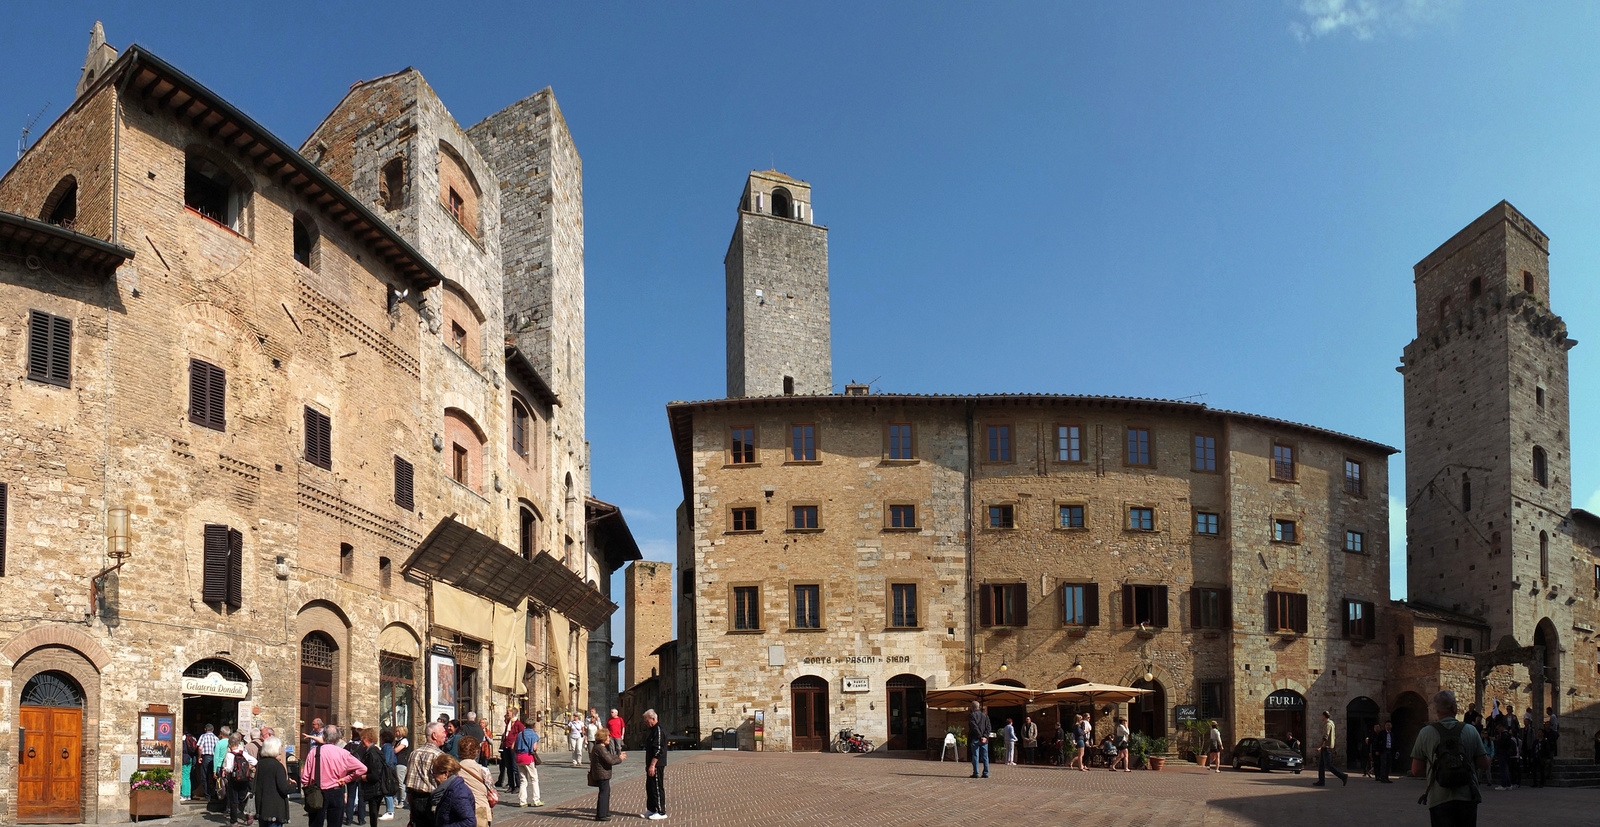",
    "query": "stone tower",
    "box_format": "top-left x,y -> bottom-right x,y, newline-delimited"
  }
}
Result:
624,561 -> 673,688
1400,201 -> 1577,710
725,170 -> 831,397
